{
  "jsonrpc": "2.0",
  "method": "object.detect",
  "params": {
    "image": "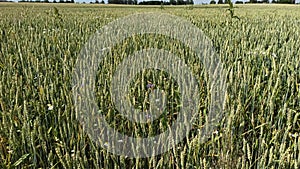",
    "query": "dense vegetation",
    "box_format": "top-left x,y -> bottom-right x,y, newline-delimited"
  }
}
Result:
0,3 -> 299,168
